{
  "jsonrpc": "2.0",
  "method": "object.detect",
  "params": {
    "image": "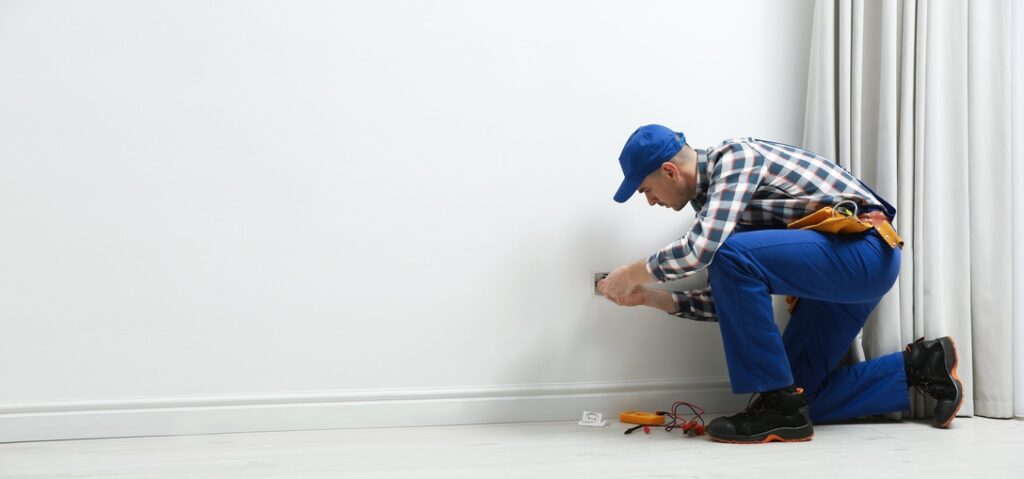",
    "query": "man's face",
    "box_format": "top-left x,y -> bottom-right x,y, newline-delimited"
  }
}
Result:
636,162 -> 695,211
